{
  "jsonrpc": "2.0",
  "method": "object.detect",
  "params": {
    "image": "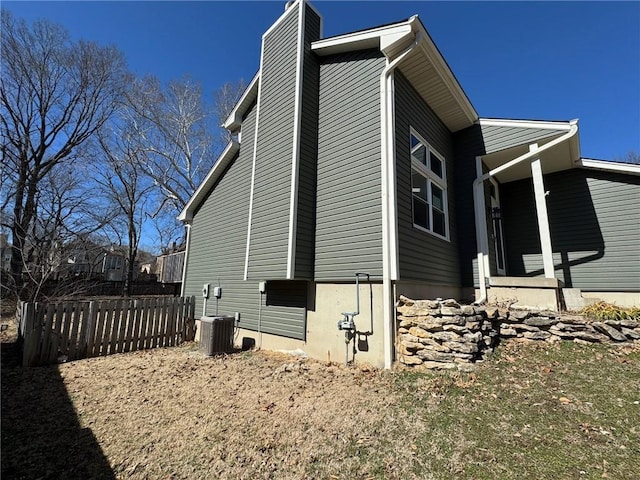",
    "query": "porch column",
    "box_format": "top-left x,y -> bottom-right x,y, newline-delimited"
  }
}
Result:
529,144 -> 555,278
